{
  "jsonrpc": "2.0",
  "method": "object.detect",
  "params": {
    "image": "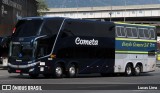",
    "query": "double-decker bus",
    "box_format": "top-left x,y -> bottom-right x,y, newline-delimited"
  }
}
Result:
8,17 -> 156,78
